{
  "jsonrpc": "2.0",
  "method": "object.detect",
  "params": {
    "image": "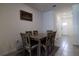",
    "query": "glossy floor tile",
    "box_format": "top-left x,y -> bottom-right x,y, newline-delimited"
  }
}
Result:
55,35 -> 79,56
